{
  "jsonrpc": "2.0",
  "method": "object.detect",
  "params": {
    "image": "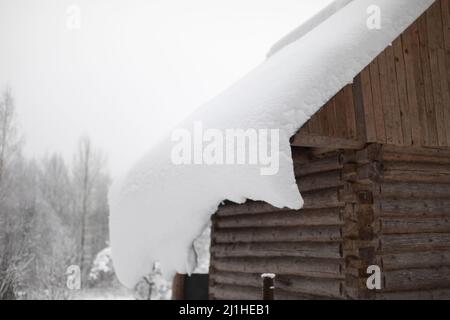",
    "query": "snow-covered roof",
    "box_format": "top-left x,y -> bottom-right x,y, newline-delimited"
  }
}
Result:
109,0 -> 435,288
267,0 -> 354,58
